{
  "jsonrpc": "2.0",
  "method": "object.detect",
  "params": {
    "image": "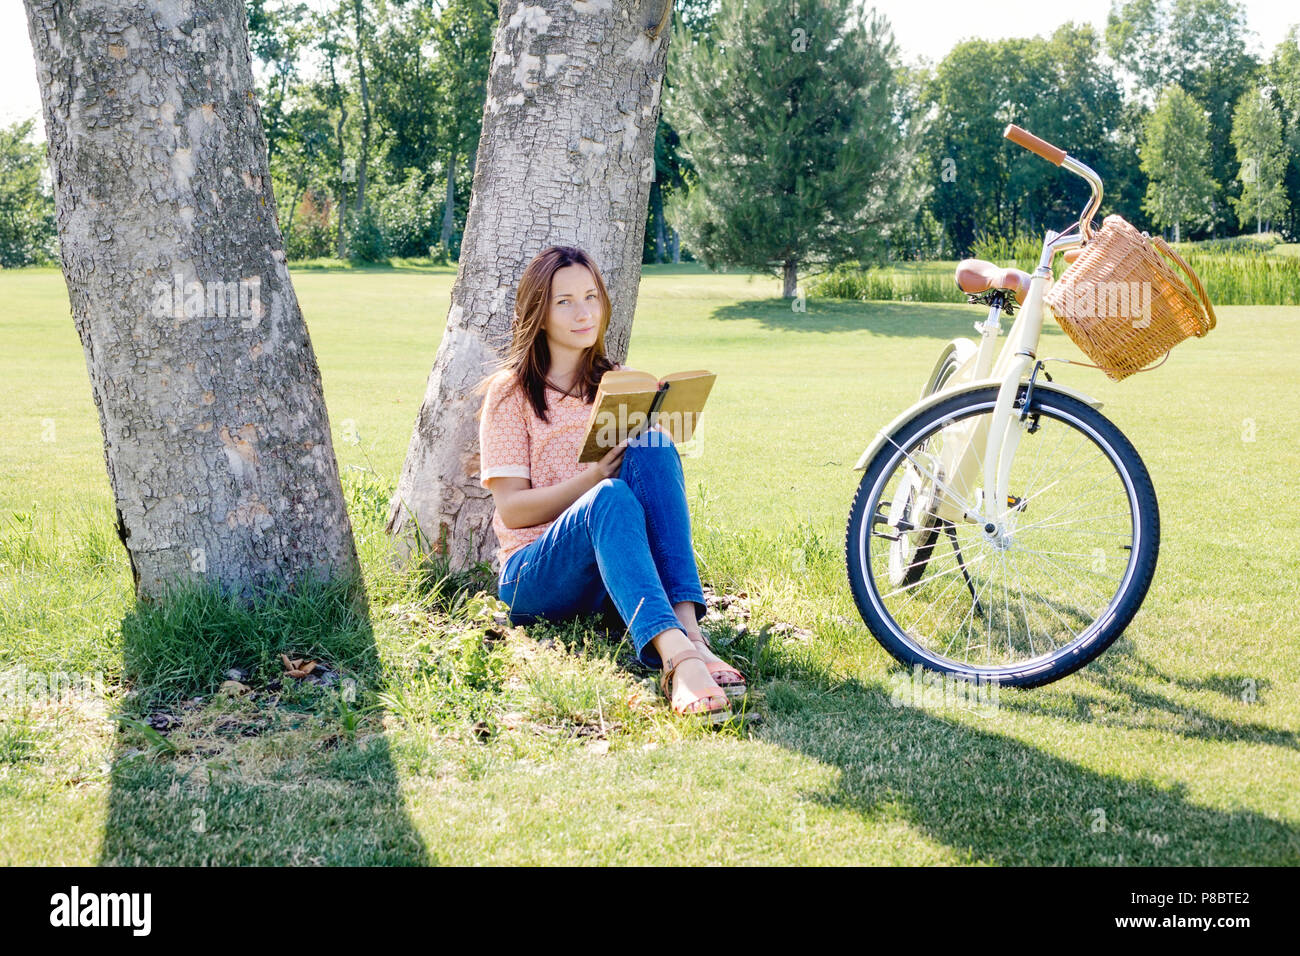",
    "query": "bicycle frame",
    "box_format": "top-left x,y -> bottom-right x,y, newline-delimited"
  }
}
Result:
853,135 -> 1107,538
